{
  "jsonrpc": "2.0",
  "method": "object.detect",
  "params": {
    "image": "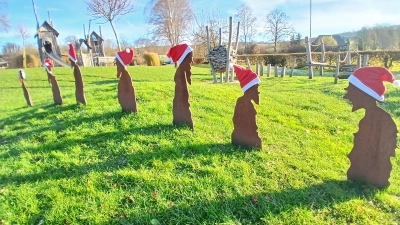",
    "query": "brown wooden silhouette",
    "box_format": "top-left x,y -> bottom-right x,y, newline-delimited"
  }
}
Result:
71,60 -> 87,105
45,70 -> 63,105
173,52 -> 193,130
344,83 -> 397,188
21,80 -> 33,106
116,60 -> 137,113
232,84 -> 262,149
